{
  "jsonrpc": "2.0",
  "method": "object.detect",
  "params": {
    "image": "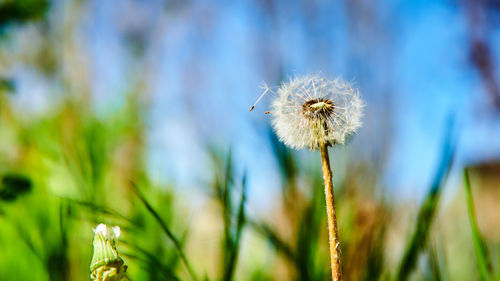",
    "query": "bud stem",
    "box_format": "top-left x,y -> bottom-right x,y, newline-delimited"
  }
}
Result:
320,144 -> 342,281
